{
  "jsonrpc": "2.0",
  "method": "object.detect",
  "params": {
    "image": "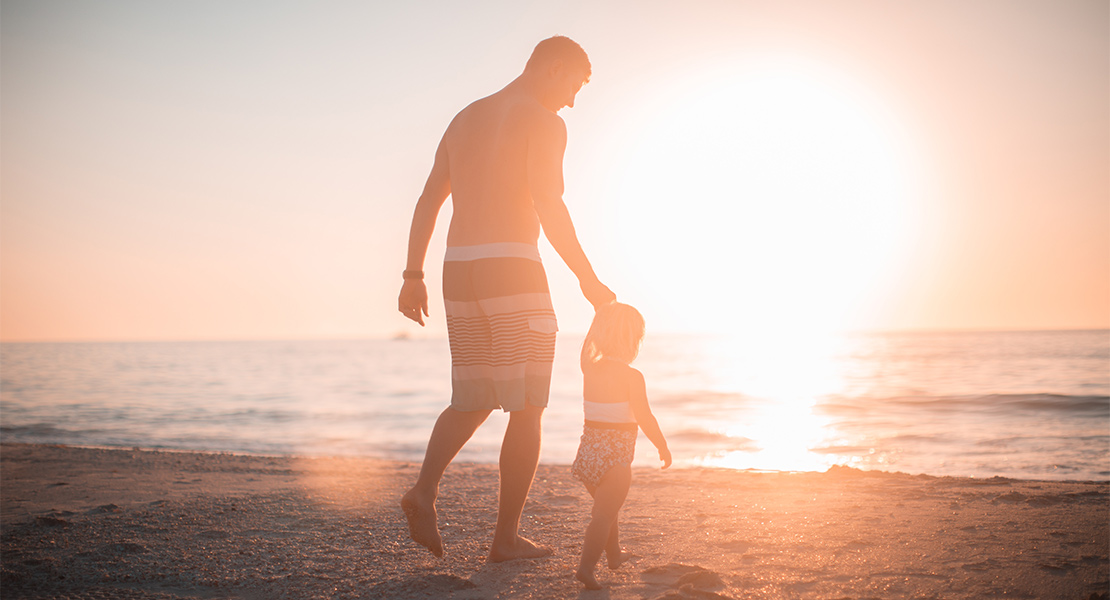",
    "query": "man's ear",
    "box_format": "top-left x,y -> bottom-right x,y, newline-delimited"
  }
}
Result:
548,58 -> 565,78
